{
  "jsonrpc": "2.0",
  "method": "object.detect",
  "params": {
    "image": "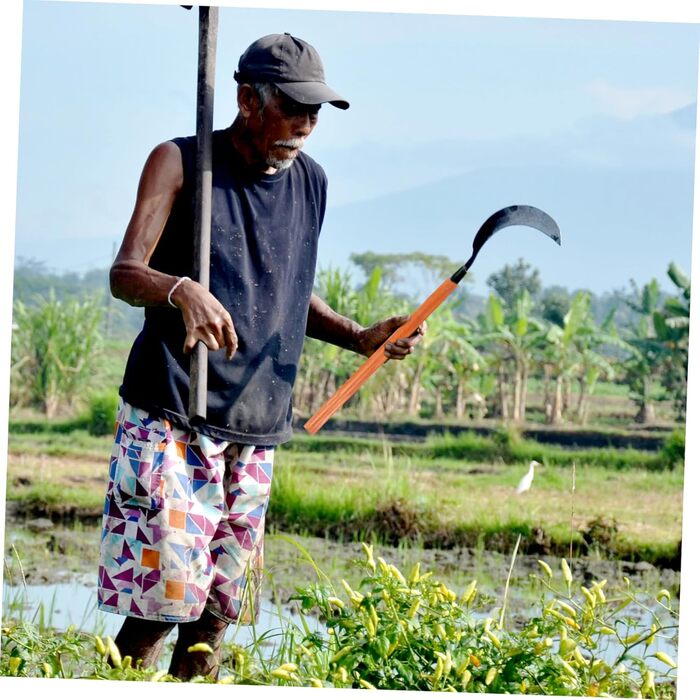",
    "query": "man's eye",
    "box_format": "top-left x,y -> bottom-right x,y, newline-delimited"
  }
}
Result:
281,100 -> 320,118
